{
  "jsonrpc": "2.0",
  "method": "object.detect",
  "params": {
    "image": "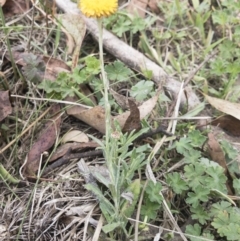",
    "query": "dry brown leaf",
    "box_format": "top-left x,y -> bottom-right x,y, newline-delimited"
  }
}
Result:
204,94 -> 240,120
2,0 -> 29,17
24,104 -> 61,177
127,0 -> 148,18
114,92 -> 159,129
148,0 -> 160,14
66,90 -> 160,134
211,115 -> 240,137
0,0 -> 6,7
122,99 -> 141,133
0,91 -> 12,121
110,88 -> 141,110
207,133 -> 234,195
42,55 -> 71,80
61,130 -> 89,143
57,13 -> 86,64
65,97 -> 88,115
110,89 -> 129,110
67,105 -> 107,134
